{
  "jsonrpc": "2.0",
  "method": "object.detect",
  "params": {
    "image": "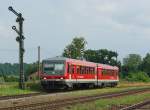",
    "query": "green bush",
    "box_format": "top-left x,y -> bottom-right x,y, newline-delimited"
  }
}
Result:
3,76 -> 19,82
0,77 -> 5,83
126,71 -> 150,82
26,81 -> 42,91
